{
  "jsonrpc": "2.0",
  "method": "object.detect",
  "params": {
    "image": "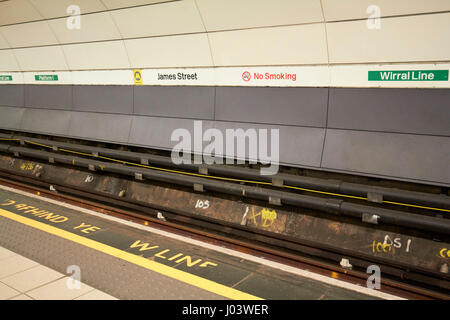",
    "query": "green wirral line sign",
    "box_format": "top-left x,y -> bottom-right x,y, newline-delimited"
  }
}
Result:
0,75 -> 12,81
35,75 -> 59,81
369,70 -> 449,81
